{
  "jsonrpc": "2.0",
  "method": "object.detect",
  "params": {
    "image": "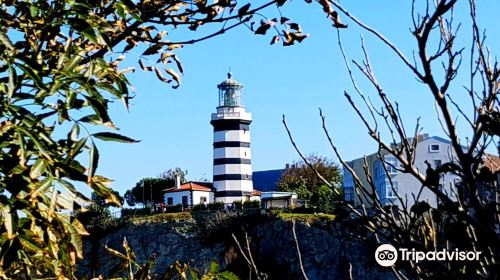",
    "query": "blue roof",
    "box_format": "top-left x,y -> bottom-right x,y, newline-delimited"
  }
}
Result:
252,169 -> 286,192
429,135 -> 452,145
